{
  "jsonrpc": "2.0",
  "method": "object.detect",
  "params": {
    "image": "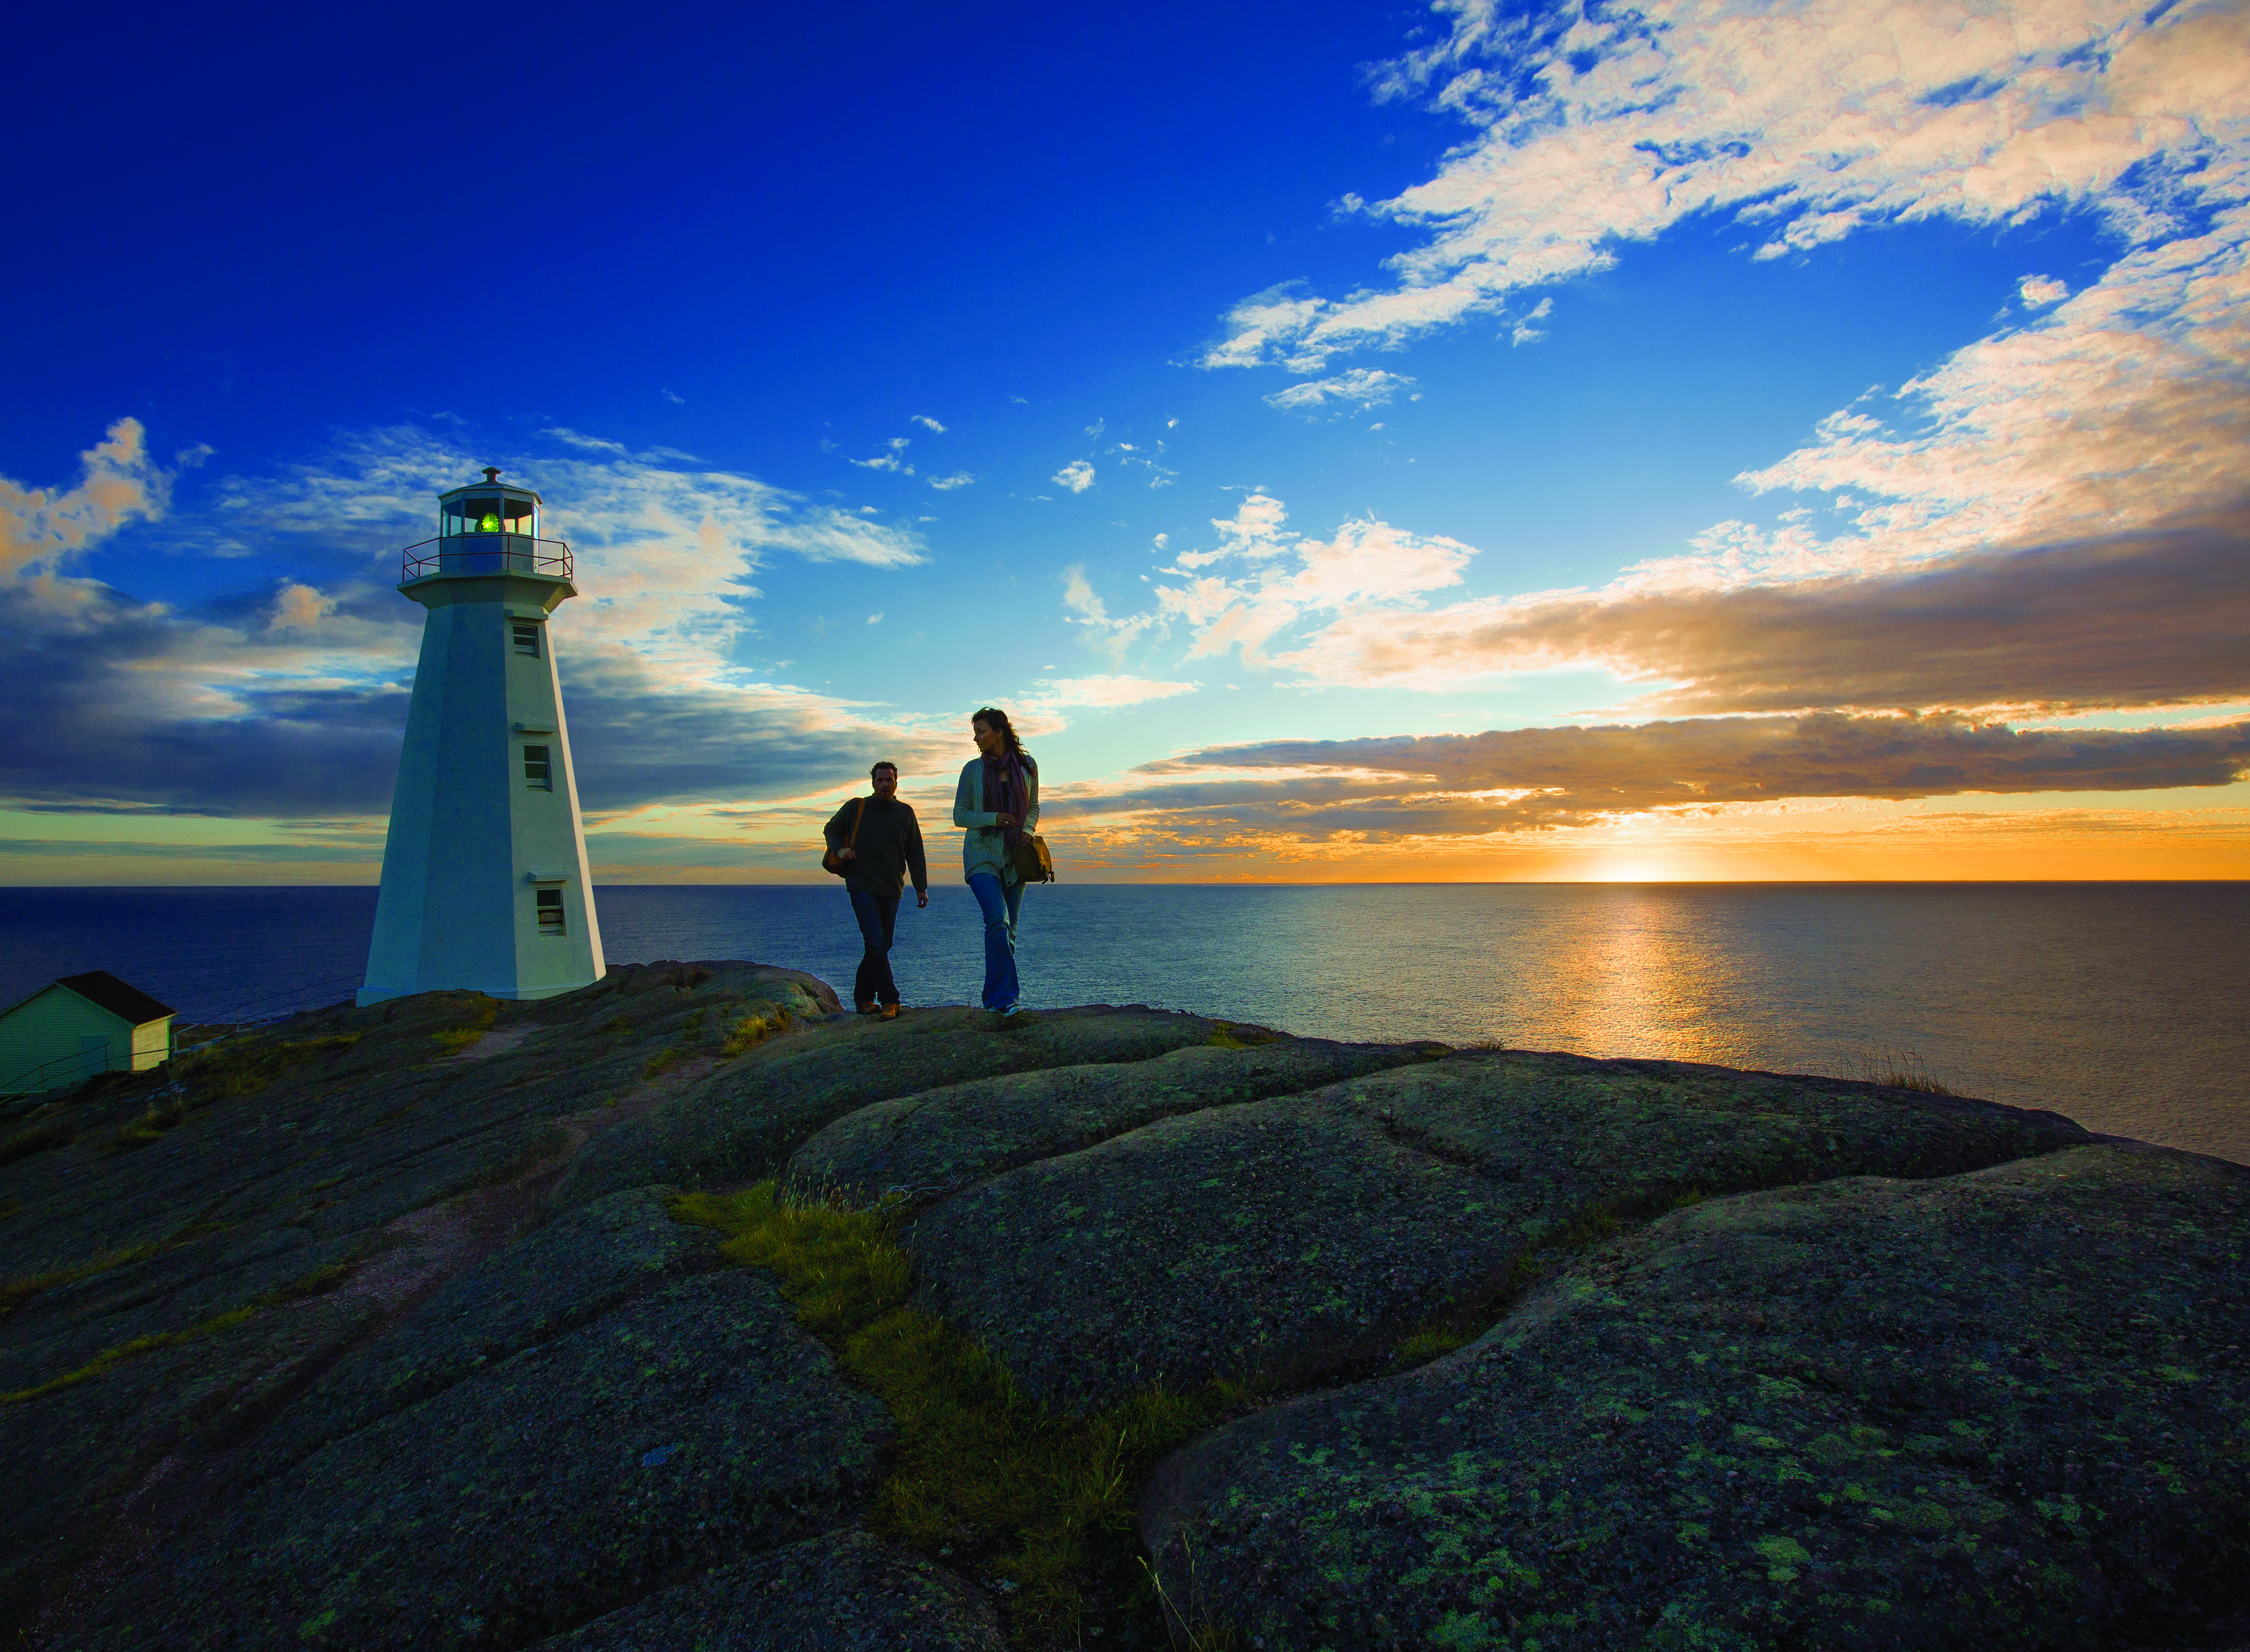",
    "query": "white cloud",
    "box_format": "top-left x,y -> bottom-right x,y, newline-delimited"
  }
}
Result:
1729,214 -> 2250,569
850,437 -> 913,475
0,418 -> 182,589
928,471 -> 977,491
543,427 -> 632,455
867,612 -> 884,625
1139,494 -> 1474,665
1113,449 -> 1181,487
1203,284 -> 1327,370
266,581 -> 337,632
1061,563 -> 1159,660
1054,460 -> 1096,493
1262,368 -> 1421,416
1085,418 -> 1106,439
1202,0 -> 2250,371
1511,297 -> 1553,347
2018,273 -> 2070,307
1028,673 -> 1202,709
911,414 -> 947,432
1062,565 -> 1109,624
